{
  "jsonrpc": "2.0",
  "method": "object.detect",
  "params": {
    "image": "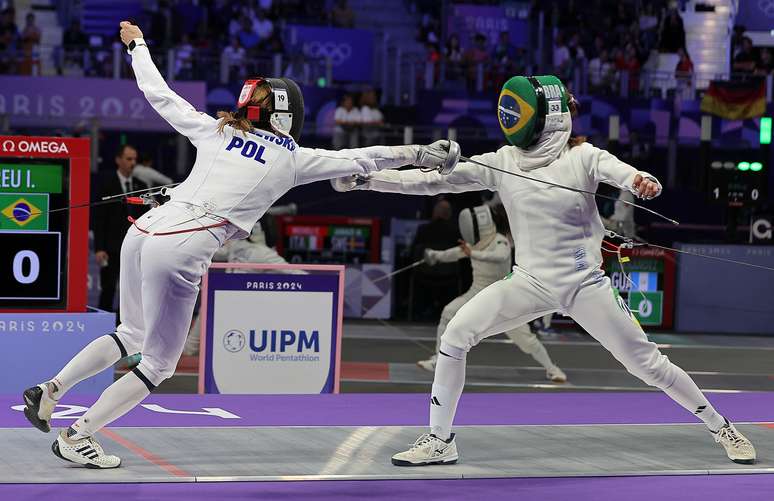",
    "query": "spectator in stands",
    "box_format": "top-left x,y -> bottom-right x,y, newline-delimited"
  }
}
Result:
733,37 -> 757,74
222,36 -> 246,81
253,9 -> 274,45
463,33 -> 489,91
658,9 -> 685,53
0,7 -> 19,74
331,0 -> 355,28
675,47 -> 694,97
675,47 -> 694,80
730,24 -> 746,59
19,12 -> 41,75
359,89 -> 384,146
419,14 -> 439,45
756,48 -> 773,76
58,19 -> 89,74
567,33 -> 586,80
443,33 -> 463,81
174,33 -> 195,80
616,43 -> 641,94
553,33 -> 571,81
284,52 -> 310,85
492,31 -> 517,90
236,15 -> 260,51
333,94 -> 361,149
588,48 -> 614,92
